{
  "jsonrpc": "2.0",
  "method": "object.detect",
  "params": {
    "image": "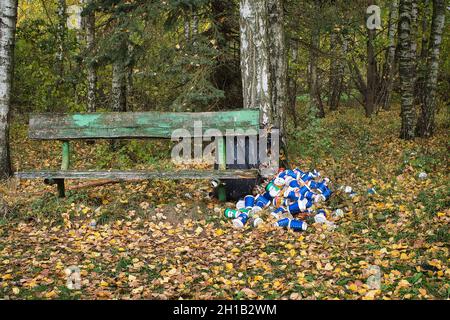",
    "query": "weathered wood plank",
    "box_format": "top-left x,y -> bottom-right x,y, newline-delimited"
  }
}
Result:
15,169 -> 259,180
29,110 -> 260,140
